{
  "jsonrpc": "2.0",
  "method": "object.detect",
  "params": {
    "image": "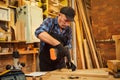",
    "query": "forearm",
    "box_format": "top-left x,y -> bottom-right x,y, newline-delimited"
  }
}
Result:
38,31 -> 60,46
